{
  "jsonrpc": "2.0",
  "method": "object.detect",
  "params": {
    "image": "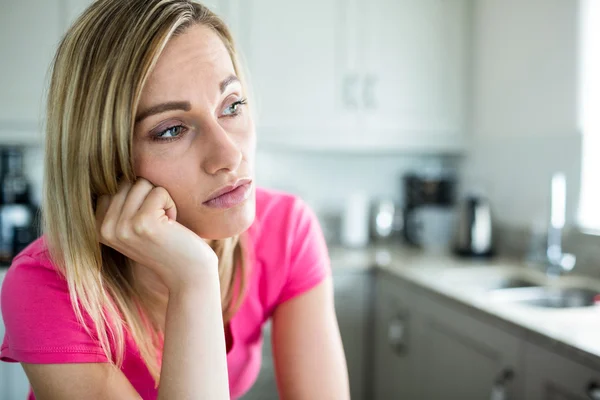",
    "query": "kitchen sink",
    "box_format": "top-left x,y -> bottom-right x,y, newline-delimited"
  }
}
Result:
489,286 -> 600,308
487,277 -> 540,290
